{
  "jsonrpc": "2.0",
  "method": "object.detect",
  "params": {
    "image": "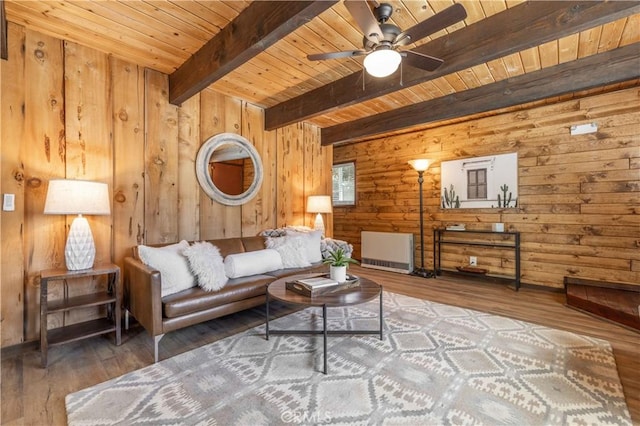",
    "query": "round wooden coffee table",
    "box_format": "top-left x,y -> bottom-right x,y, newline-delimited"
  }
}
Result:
266,273 -> 383,374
